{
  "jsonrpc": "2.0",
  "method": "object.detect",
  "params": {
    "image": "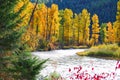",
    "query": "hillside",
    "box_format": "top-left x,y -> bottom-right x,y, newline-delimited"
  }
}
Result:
31,0 -> 118,24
